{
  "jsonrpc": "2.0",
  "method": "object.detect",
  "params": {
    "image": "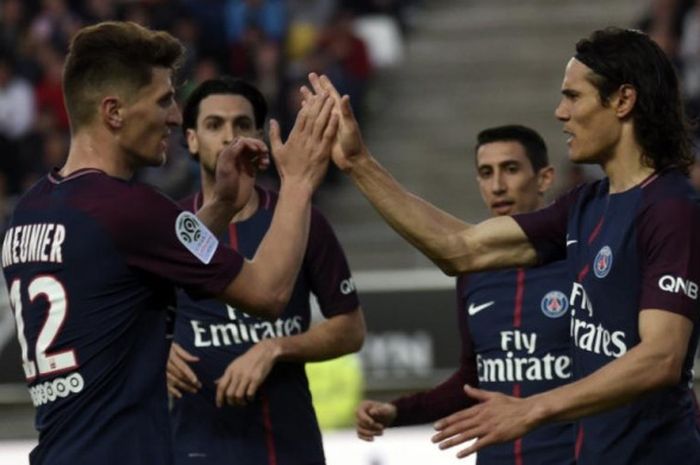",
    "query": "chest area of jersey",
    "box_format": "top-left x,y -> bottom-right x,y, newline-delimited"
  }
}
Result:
463,268 -> 571,356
